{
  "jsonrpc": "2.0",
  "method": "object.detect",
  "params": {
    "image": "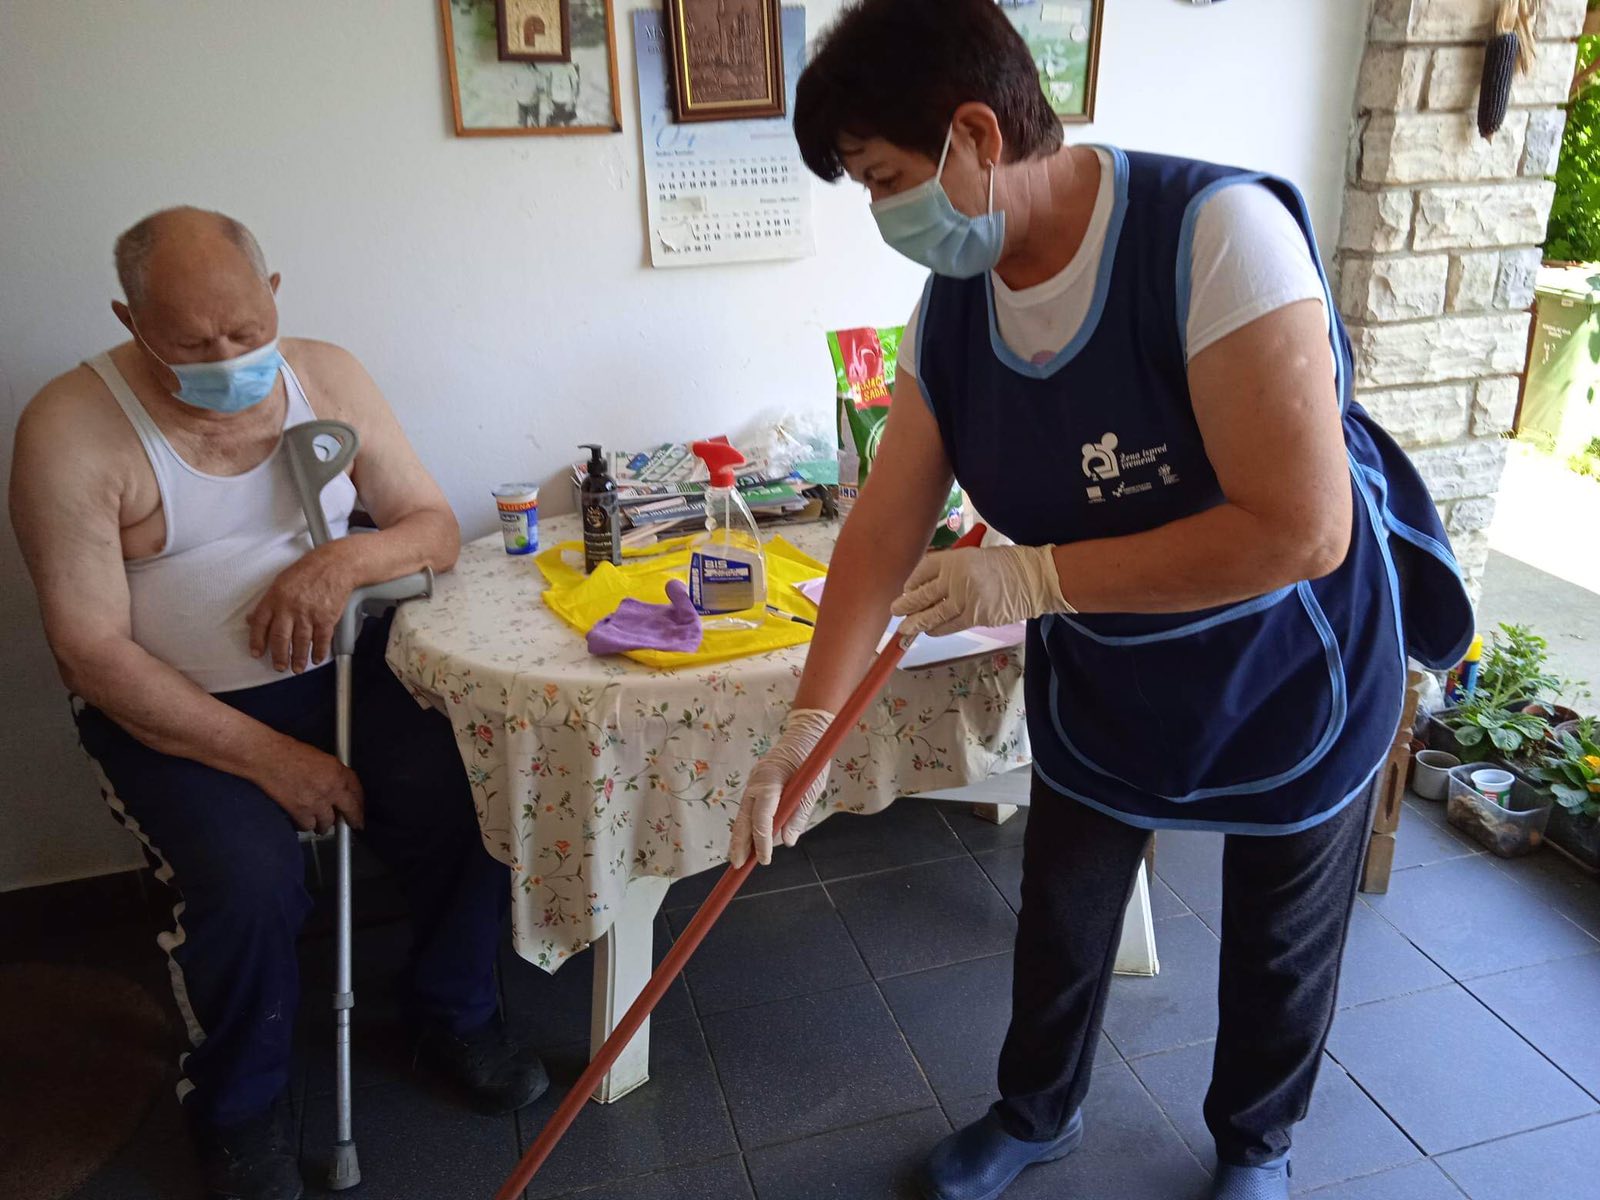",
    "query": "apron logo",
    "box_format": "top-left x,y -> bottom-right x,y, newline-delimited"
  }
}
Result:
1082,433 -> 1177,502
1081,433 -> 1120,481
